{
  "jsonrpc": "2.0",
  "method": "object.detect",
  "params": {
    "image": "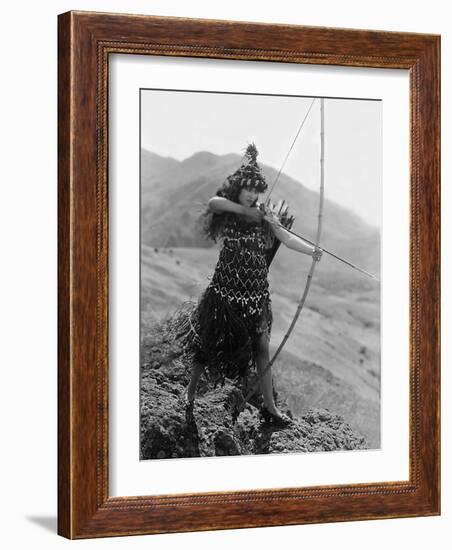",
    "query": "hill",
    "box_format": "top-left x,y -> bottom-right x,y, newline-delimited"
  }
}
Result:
141,149 -> 380,275
140,149 -> 381,449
